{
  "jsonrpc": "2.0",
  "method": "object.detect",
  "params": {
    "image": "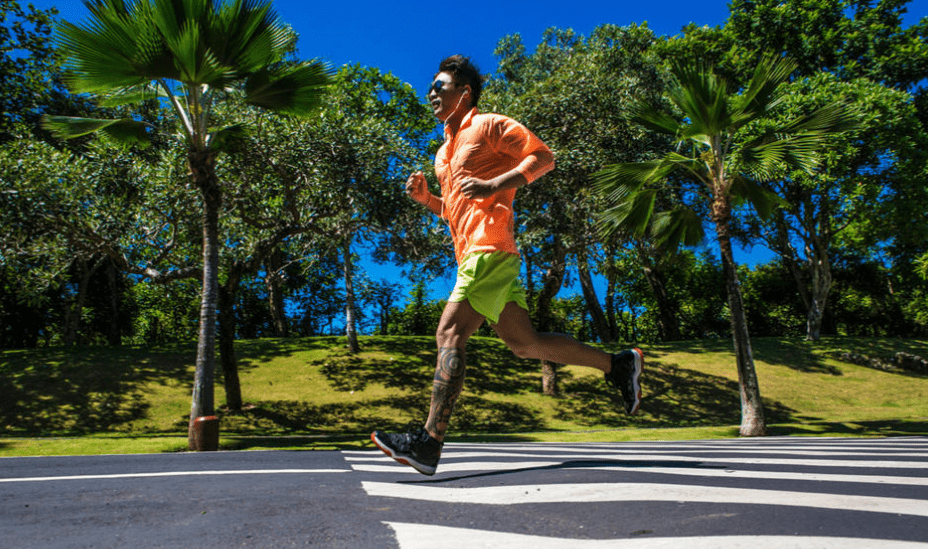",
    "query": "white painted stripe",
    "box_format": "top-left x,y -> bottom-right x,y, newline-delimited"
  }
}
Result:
347,451 -> 928,470
0,469 -> 349,483
437,442 -> 928,453
350,461 -> 557,474
423,443 -> 928,456
578,465 -> 928,487
385,522 -> 928,549
351,460 -> 928,486
364,482 -> 928,517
